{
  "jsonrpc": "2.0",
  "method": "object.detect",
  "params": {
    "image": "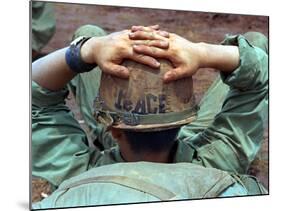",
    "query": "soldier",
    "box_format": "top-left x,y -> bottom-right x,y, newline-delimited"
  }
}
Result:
32,1 -> 56,61
32,25 -> 268,208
